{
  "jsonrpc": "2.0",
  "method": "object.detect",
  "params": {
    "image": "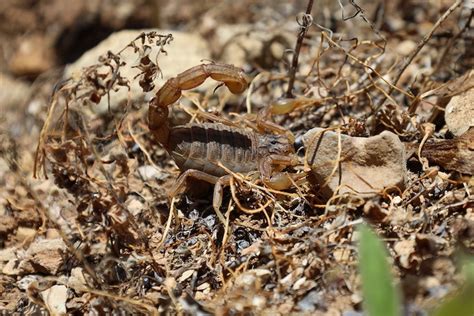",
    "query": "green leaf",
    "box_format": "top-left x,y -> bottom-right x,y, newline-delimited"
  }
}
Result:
461,256 -> 474,284
432,284 -> 474,316
432,256 -> 474,316
358,224 -> 401,316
